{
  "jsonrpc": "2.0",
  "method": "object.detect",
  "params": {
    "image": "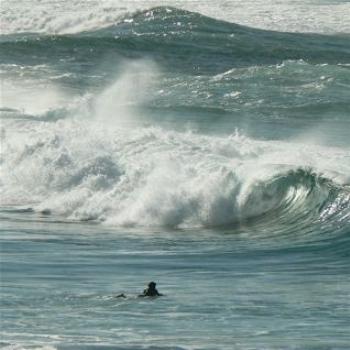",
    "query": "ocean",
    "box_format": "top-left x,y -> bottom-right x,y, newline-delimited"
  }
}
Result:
1,1 -> 350,349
